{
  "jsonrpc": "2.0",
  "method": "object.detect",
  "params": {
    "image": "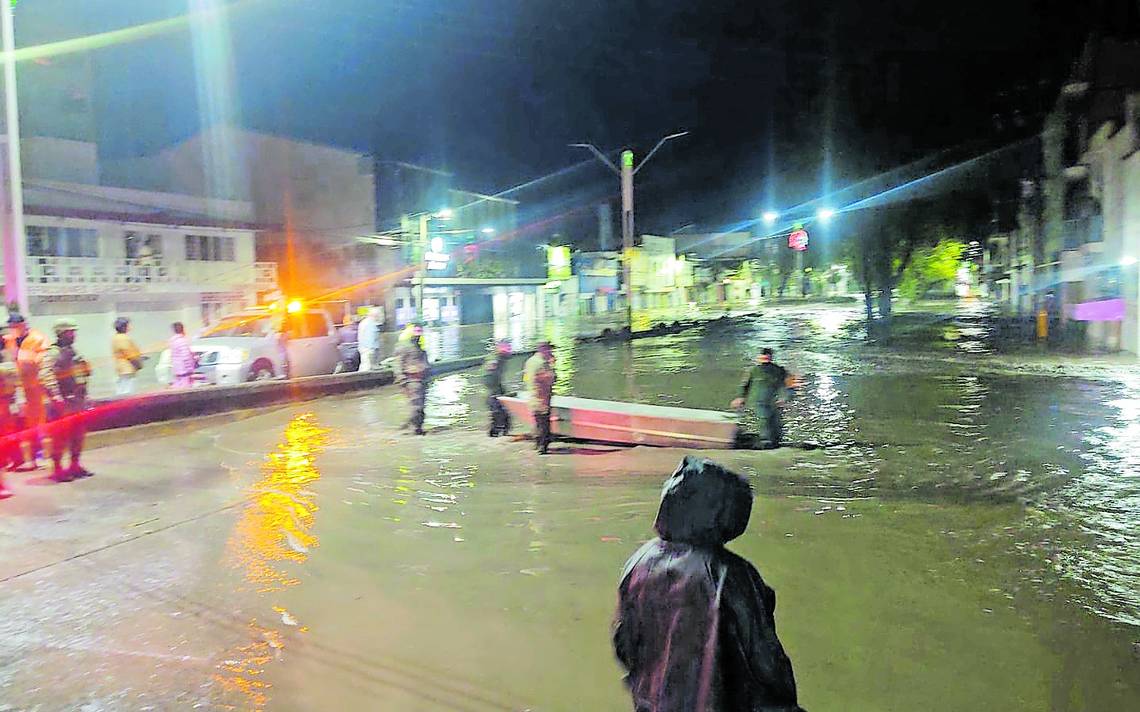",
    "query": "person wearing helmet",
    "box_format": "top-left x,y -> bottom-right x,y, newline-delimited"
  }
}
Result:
39,319 -> 94,482
5,313 -> 49,470
397,321 -> 426,350
111,316 -> 144,396
395,323 -> 430,435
